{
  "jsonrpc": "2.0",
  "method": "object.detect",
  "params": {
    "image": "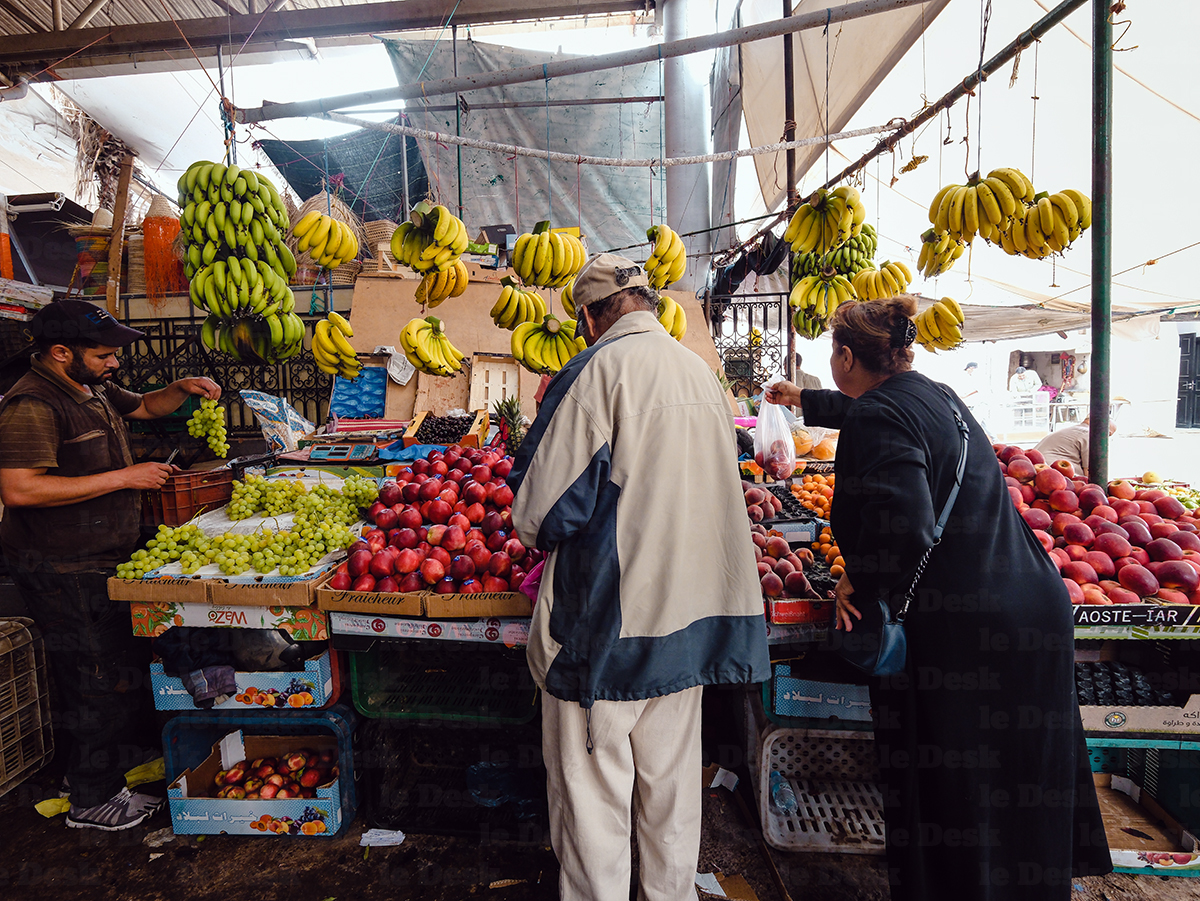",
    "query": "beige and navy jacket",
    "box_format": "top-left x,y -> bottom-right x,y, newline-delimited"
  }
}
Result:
510,310 -> 770,707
